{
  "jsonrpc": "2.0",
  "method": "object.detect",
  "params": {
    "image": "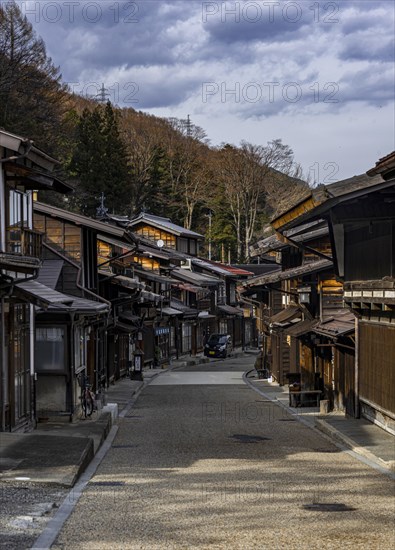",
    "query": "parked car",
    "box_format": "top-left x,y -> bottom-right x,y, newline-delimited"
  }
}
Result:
204,334 -> 232,358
